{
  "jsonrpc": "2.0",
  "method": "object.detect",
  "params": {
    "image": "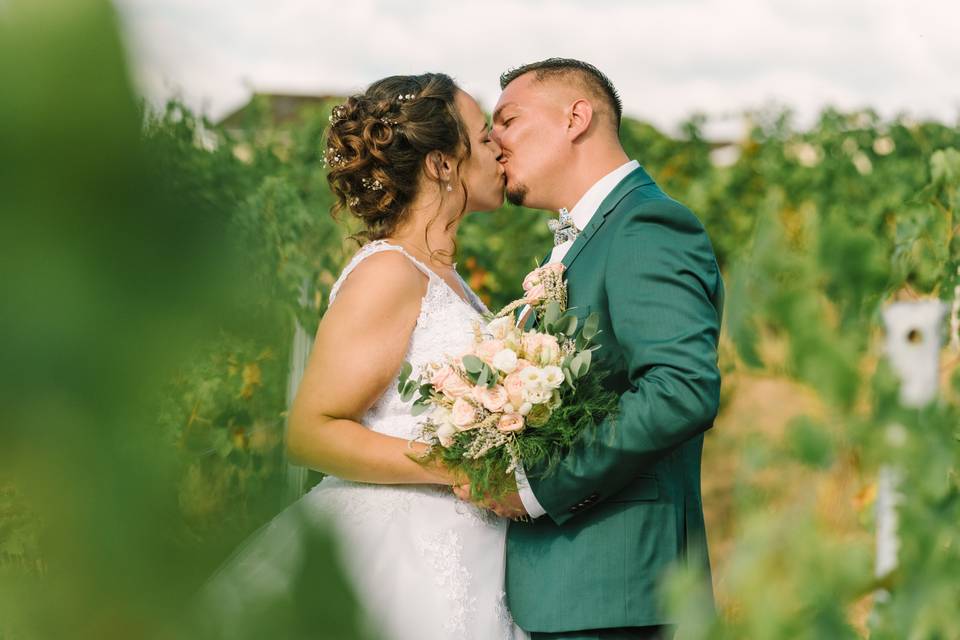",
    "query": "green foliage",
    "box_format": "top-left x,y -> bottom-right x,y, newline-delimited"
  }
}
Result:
3,0 -> 959,635
661,143 -> 960,637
